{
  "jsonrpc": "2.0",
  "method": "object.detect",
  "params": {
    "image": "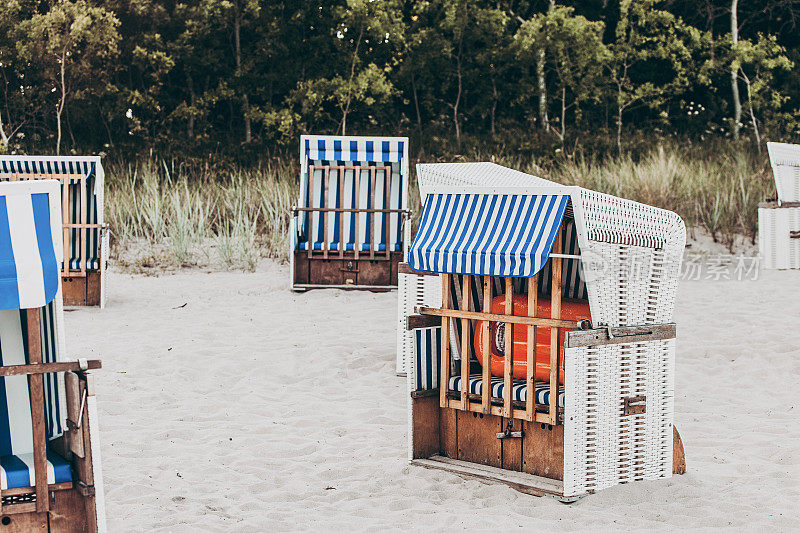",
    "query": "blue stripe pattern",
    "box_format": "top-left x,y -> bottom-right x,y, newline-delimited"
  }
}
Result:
449,375 -> 565,408
0,193 -> 60,310
305,137 -> 405,163
414,327 -> 440,391
408,193 -> 569,277
0,450 -> 72,489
